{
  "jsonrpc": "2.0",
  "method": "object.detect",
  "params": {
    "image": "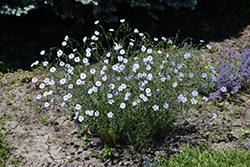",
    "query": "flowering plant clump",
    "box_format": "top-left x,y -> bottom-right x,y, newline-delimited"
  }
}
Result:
197,49 -> 250,102
31,19 -> 216,151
